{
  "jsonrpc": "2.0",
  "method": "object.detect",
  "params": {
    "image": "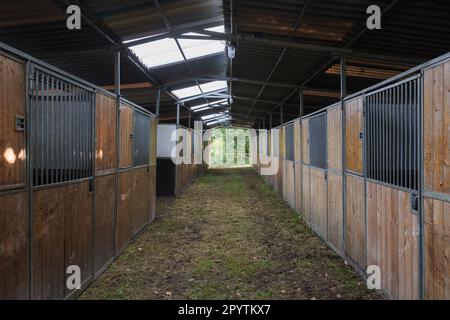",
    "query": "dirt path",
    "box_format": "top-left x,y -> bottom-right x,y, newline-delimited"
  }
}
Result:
81,168 -> 381,300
